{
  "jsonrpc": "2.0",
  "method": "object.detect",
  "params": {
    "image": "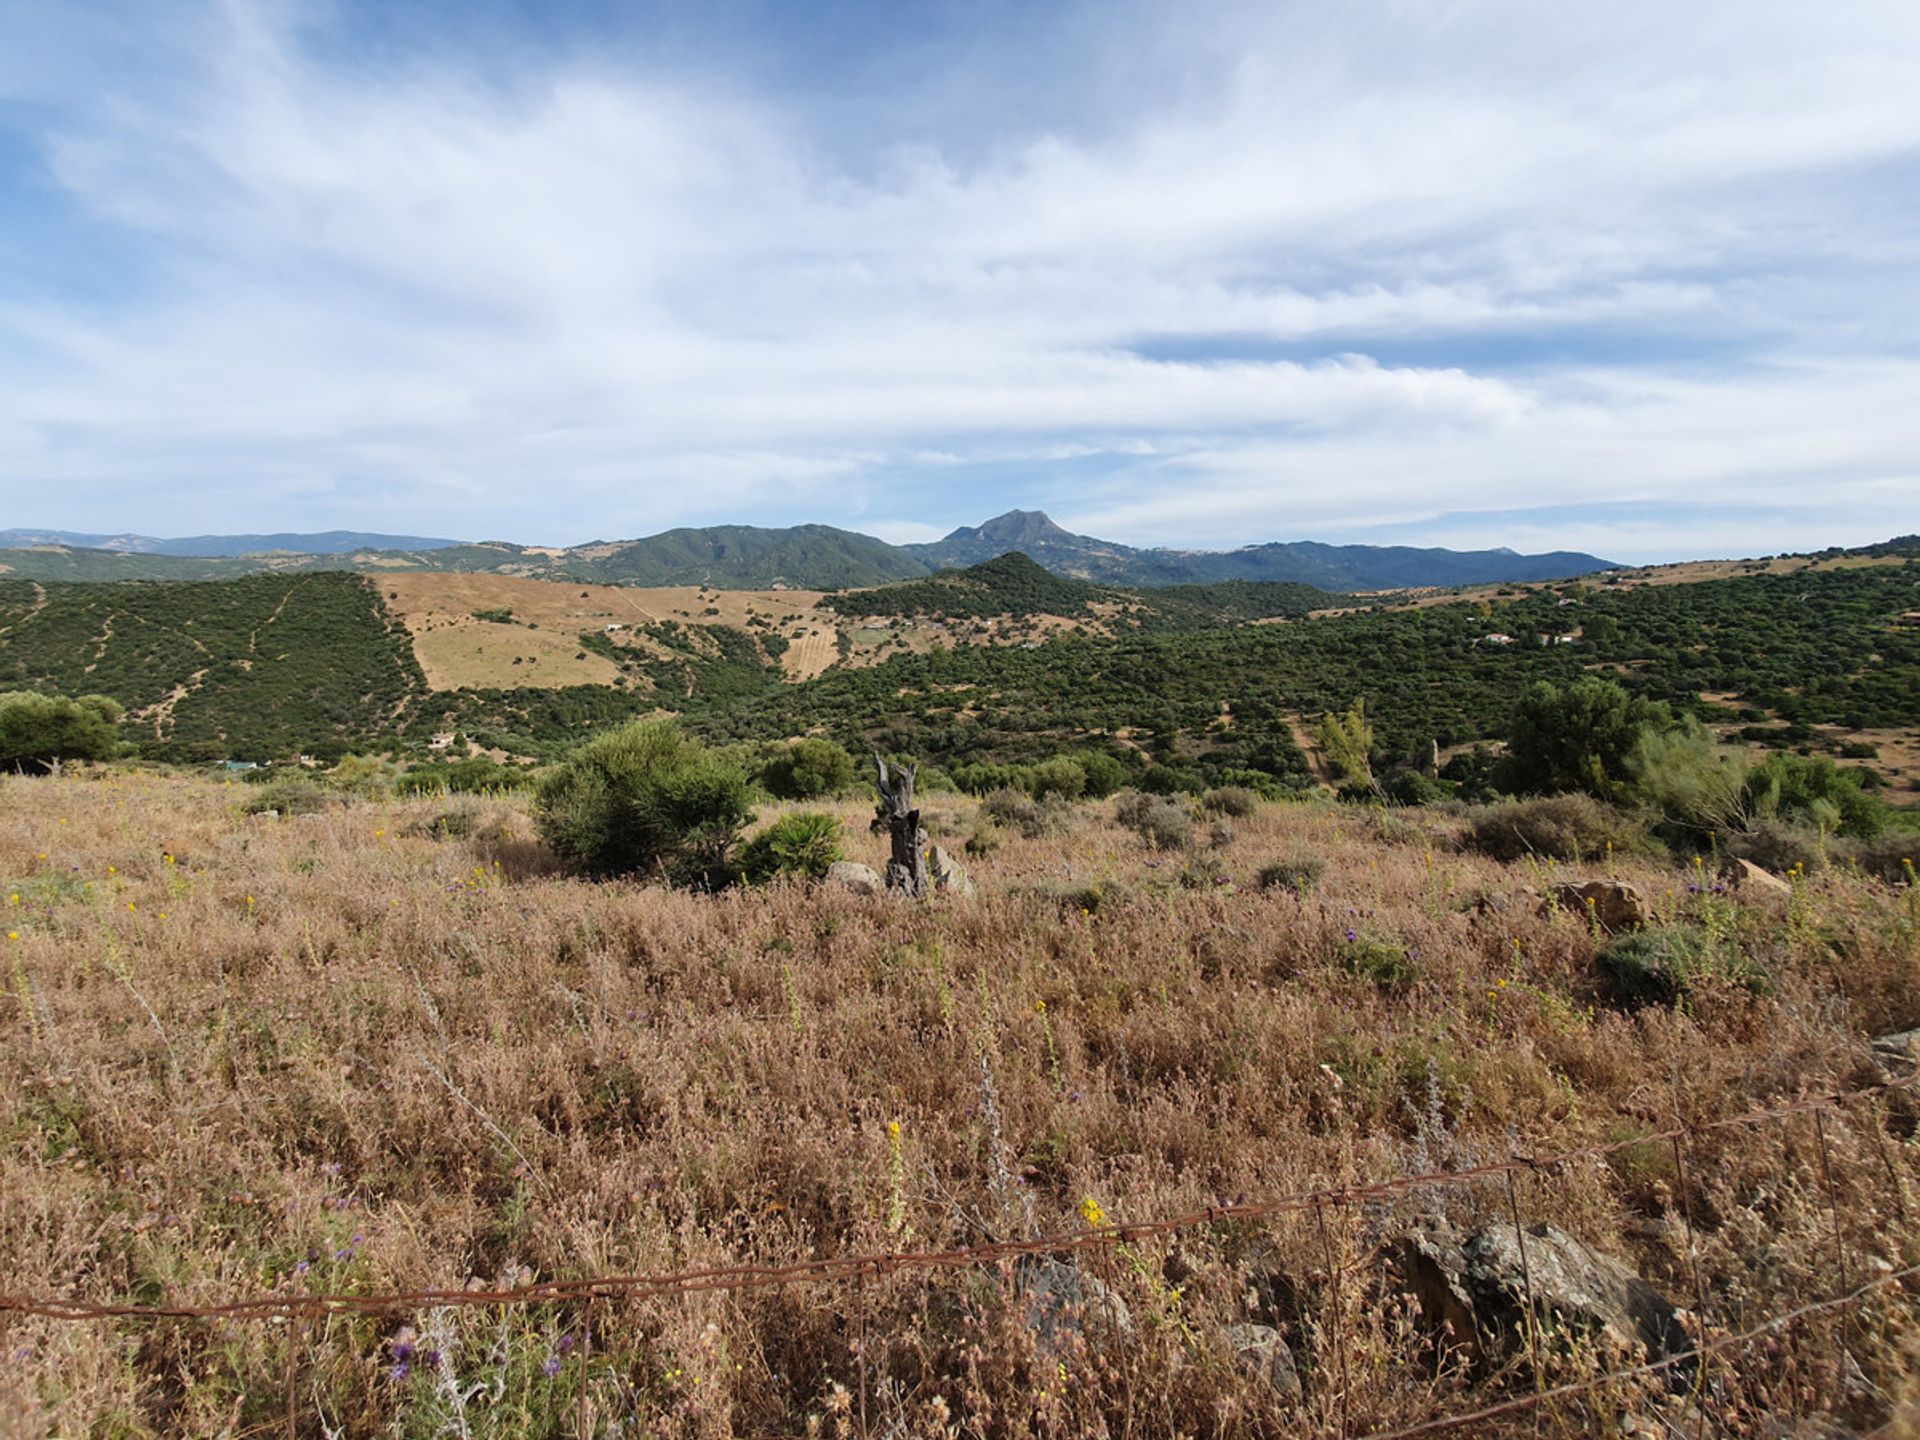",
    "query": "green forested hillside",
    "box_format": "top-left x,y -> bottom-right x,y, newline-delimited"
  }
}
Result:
692,559 -> 1920,783
824,552 -> 1345,629
0,574 -> 425,760
0,554 -> 1913,778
